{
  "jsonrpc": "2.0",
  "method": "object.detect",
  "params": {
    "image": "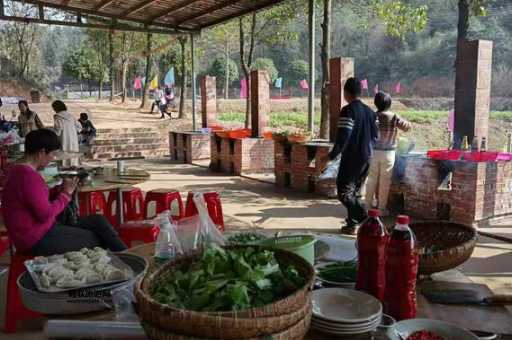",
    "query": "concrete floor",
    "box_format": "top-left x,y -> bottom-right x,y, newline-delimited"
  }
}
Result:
1,159 -> 511,339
